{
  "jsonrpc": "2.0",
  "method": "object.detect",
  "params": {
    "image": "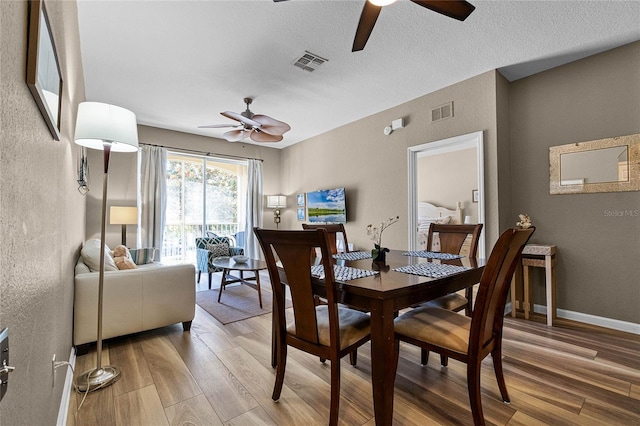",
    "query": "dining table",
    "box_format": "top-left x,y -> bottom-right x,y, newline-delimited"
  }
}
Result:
274,249 -> 486,425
